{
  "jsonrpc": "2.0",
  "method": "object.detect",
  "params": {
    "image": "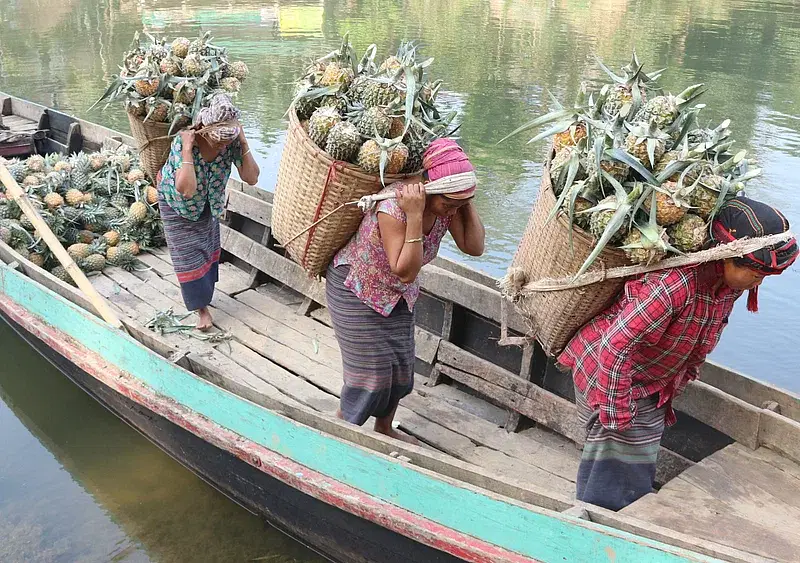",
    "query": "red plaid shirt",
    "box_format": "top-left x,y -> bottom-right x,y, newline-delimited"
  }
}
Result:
559,263 -> 741,431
